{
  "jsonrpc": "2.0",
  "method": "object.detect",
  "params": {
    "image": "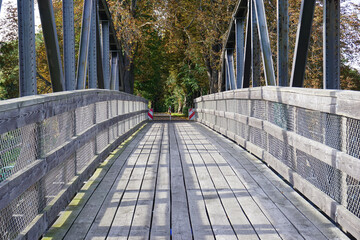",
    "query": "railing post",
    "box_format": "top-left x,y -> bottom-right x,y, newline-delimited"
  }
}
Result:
323,0 -> 340,89
63,0 -> 76,90
18,0 -> 37,96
